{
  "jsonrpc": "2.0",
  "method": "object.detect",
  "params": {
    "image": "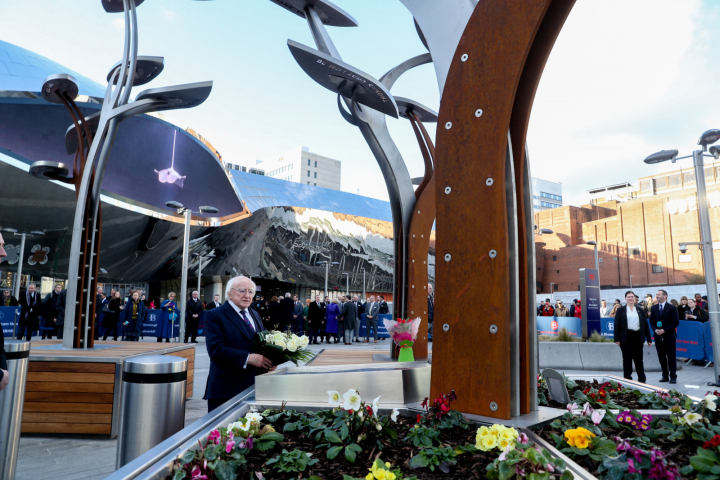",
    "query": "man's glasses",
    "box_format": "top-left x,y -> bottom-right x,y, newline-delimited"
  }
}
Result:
230,288 -> 255,296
